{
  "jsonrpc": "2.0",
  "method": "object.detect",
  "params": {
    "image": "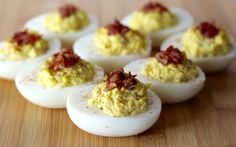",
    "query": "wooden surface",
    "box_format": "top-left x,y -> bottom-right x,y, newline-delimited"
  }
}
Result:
0,0 -> 236,146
